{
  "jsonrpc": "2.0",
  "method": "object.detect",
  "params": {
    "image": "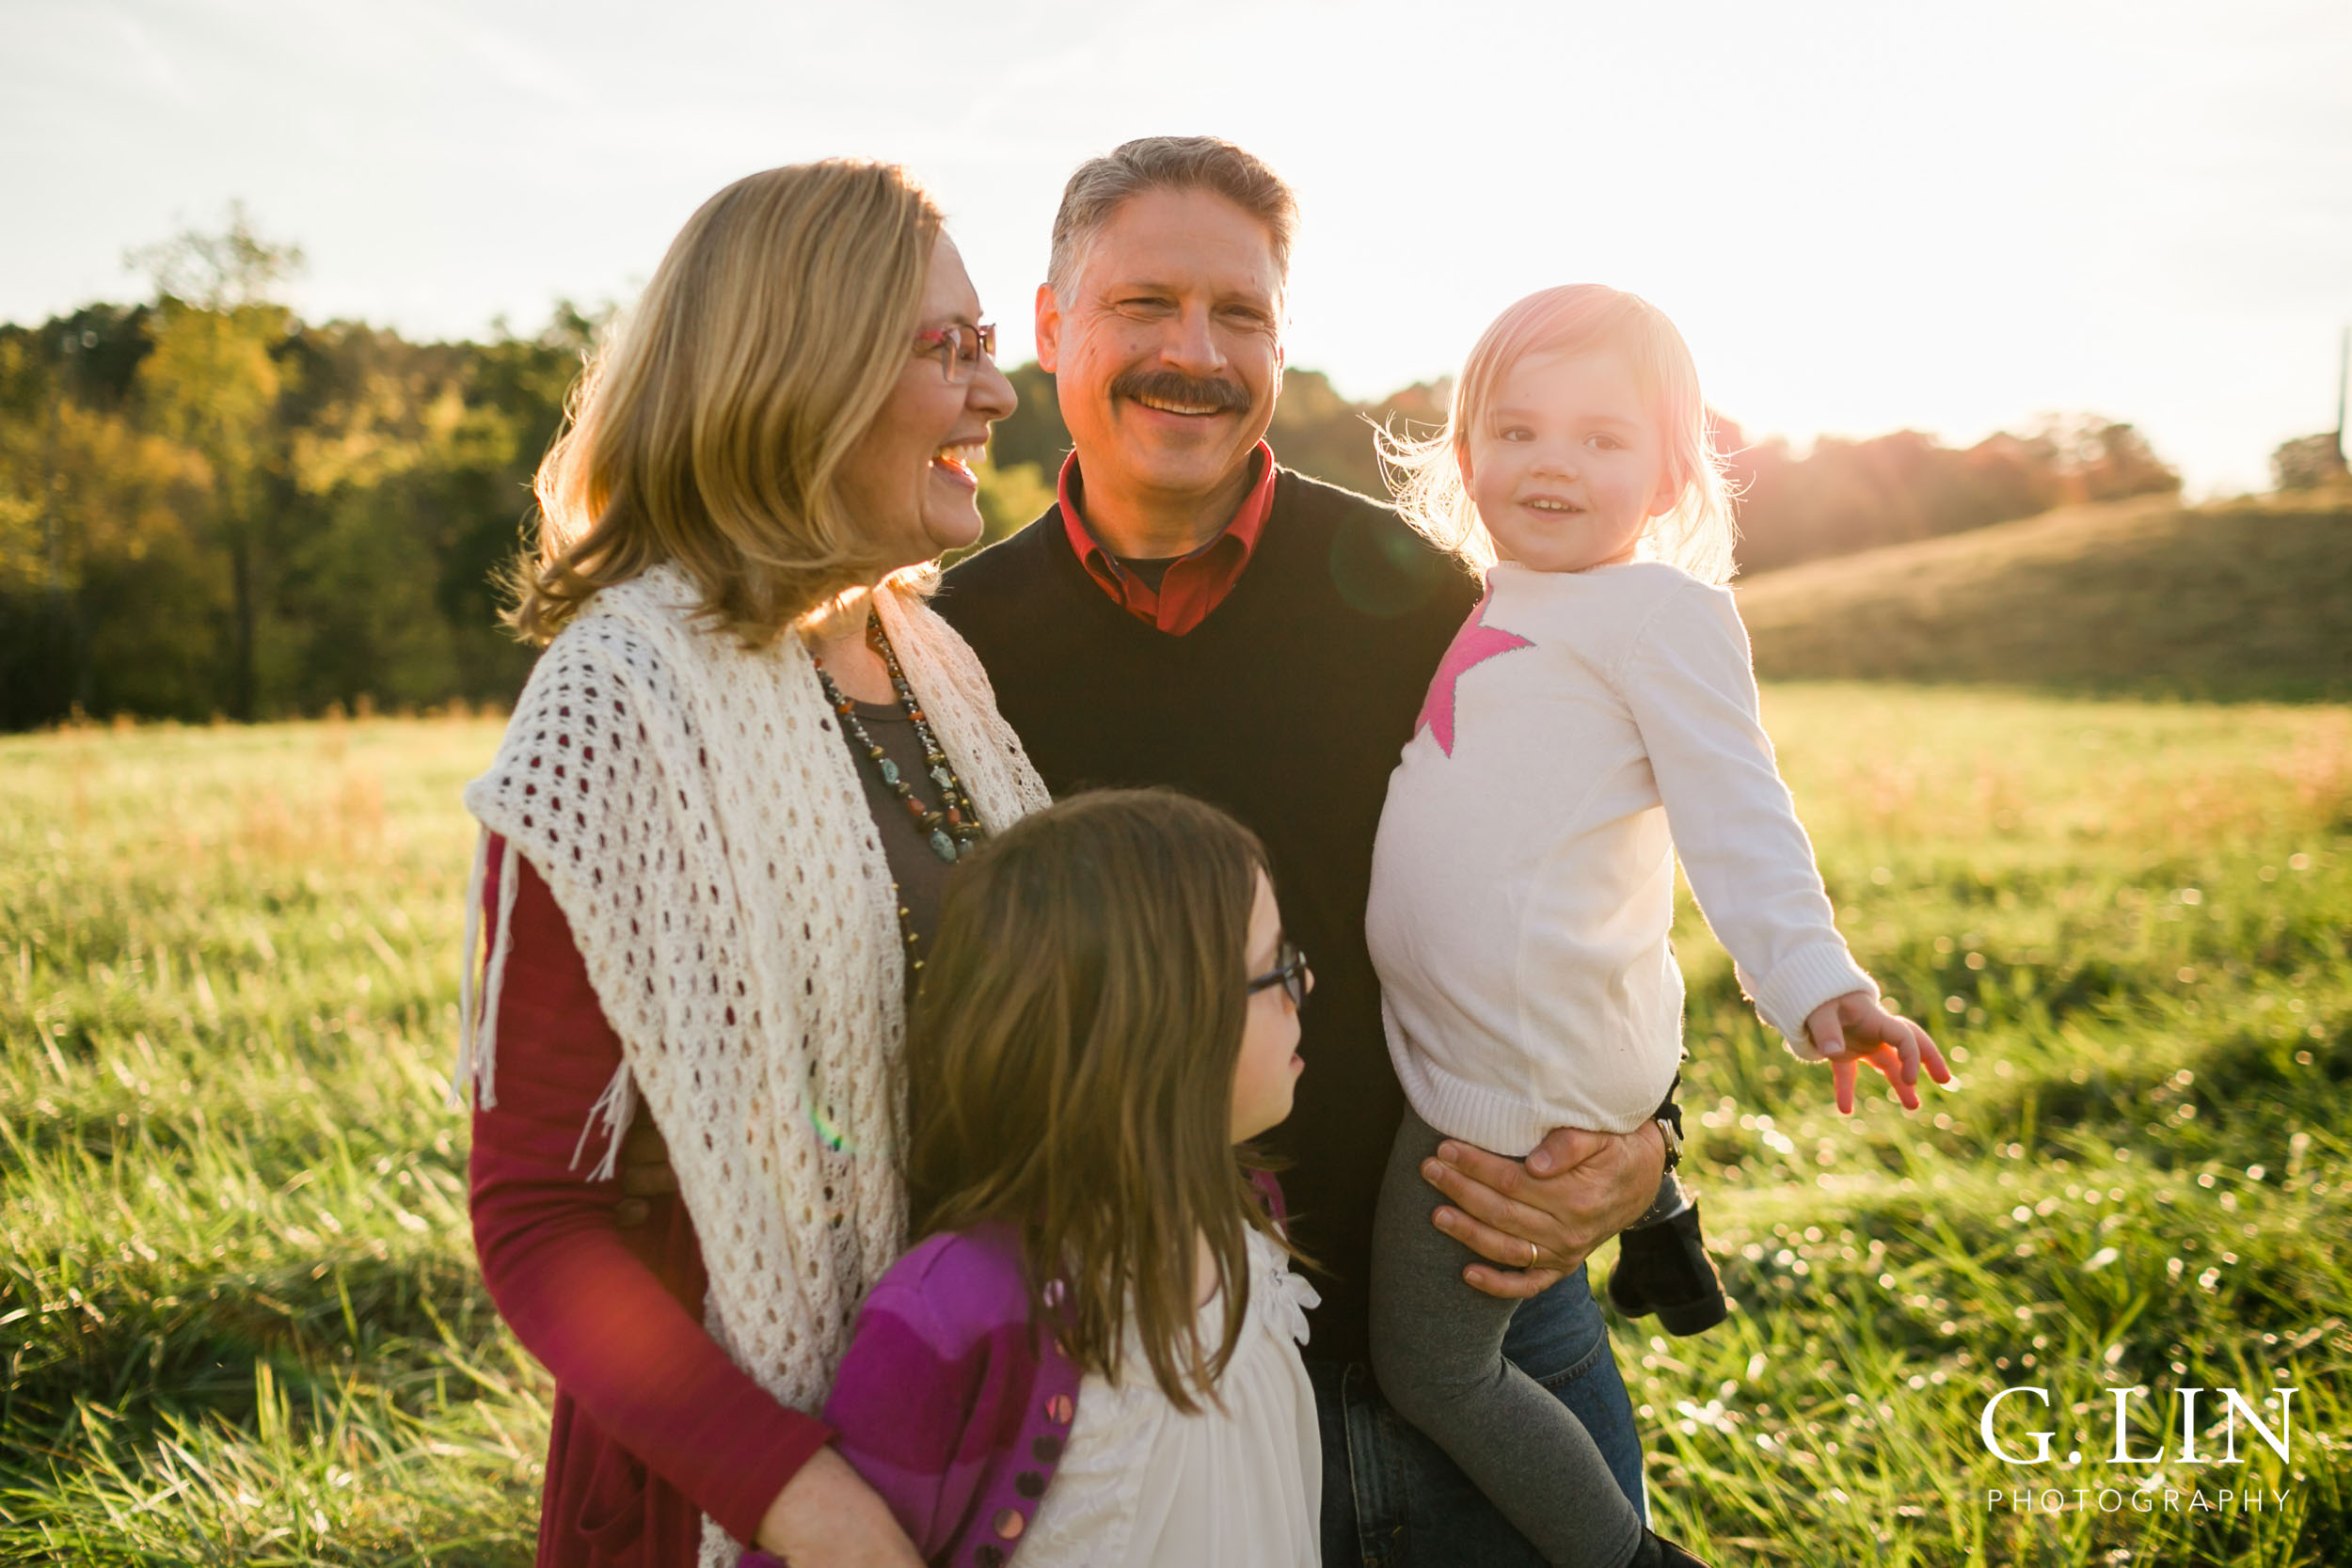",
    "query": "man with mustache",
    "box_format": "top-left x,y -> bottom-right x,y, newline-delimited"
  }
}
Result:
934,137 -> 1687,1566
